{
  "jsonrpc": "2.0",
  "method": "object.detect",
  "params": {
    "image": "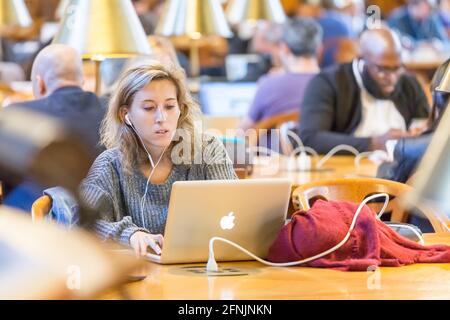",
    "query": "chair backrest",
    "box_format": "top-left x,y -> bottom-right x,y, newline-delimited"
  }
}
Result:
292,178 -> 448,233
31,195 -> 52,222
318,37 -> 359,67
202,115 -> 241,136
252,111 -> 300,148
253,111 -> 300,131
279,121 -> 299,155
